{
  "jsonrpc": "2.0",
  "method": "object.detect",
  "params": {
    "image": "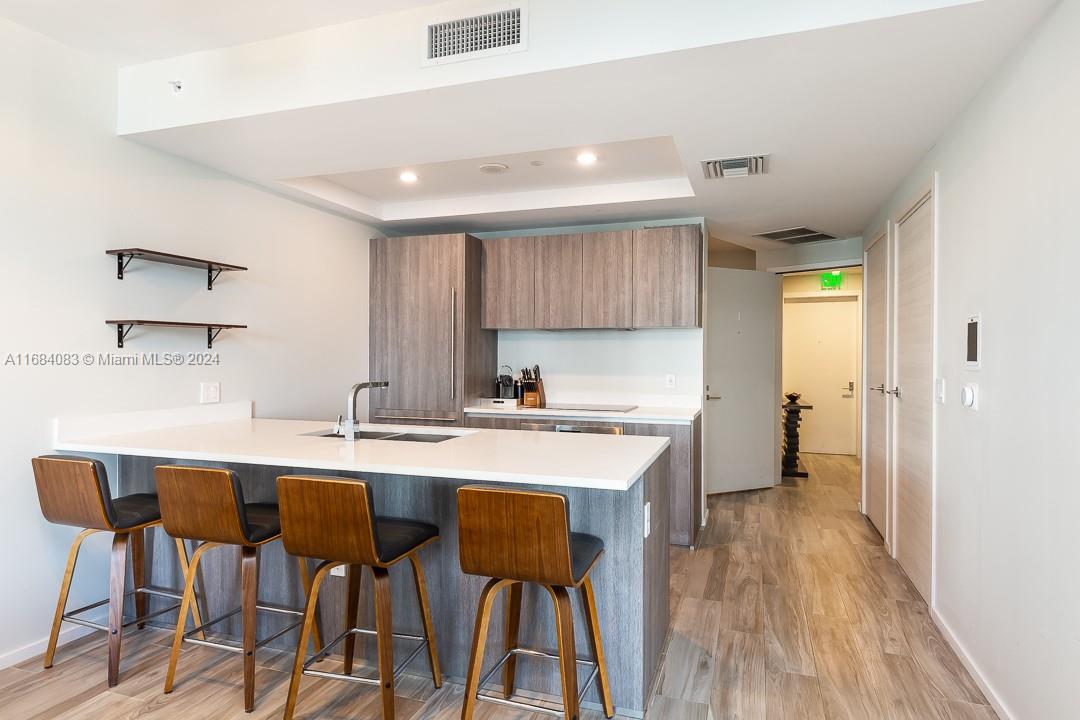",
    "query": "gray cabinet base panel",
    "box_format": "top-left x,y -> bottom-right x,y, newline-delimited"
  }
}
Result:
117,451 -> 669,715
